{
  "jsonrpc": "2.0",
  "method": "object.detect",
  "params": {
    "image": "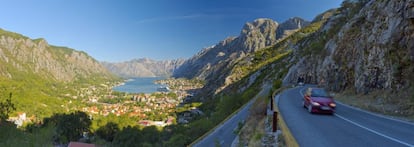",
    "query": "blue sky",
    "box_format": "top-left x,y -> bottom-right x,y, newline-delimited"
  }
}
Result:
0,0 -> 343,62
